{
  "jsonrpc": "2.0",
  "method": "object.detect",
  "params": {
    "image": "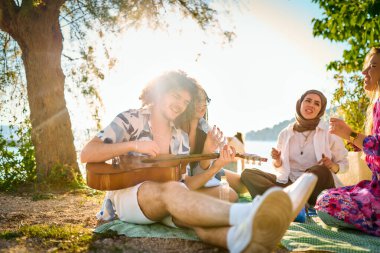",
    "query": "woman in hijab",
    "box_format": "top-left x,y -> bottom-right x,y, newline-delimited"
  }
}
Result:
241,90 -> 349,207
